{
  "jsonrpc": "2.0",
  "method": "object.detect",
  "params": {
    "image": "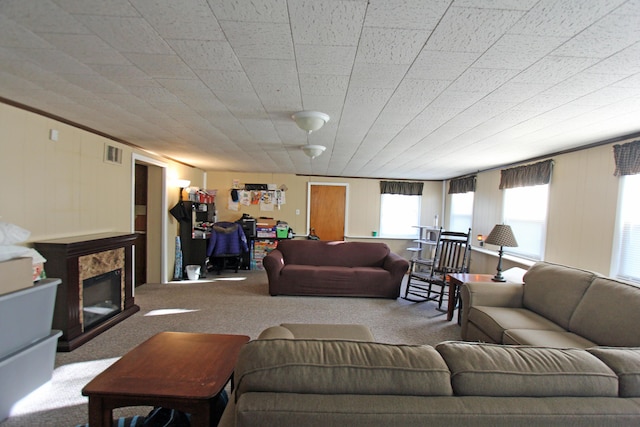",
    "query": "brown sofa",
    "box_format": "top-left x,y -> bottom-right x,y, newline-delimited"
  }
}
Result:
219,323 -> 640,427
263,240 -> 409,298
461,261 -> 640,348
